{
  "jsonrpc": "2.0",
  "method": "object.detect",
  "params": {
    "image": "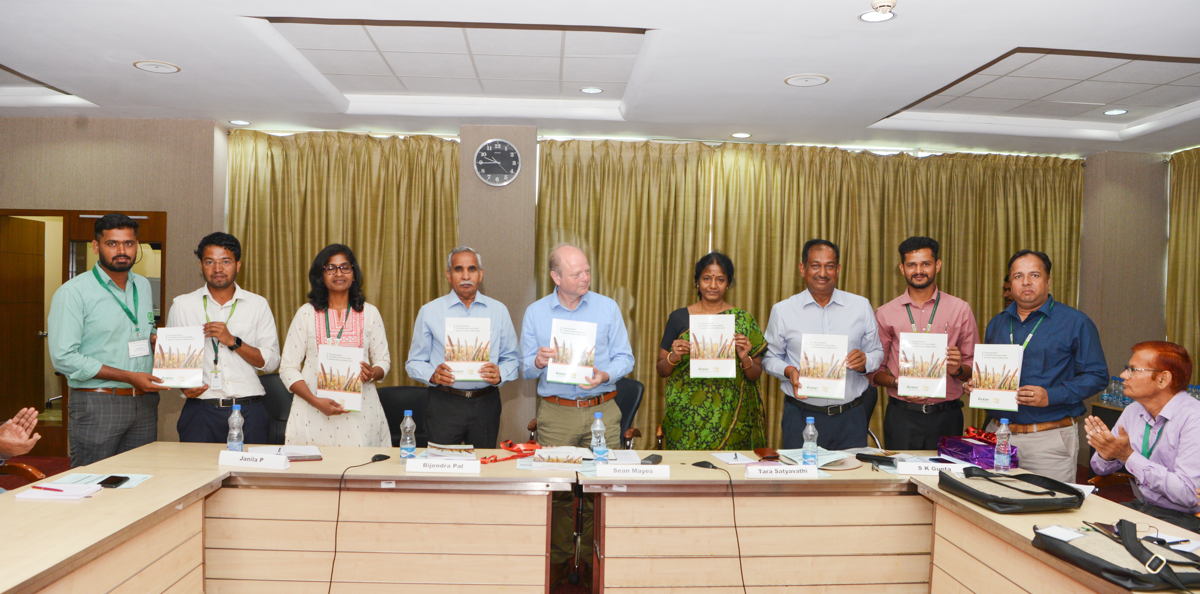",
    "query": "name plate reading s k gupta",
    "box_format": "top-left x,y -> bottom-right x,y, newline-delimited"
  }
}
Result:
406,459 -> 482,474
595,464 -> 671,478
745,464 -> 819,479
